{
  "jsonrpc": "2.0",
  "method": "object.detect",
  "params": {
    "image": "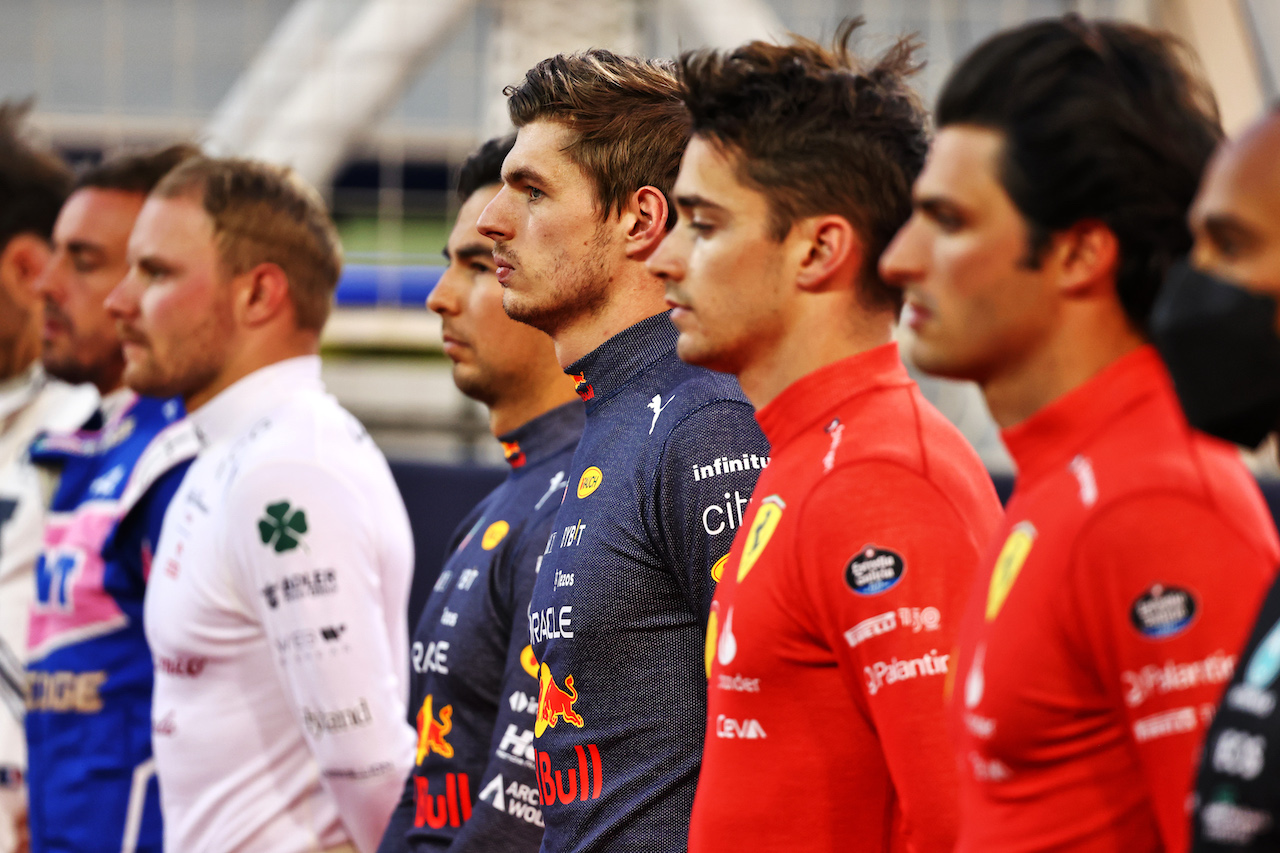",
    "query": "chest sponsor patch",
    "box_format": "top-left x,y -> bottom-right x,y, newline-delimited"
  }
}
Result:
577,467 -> 602,499
845,546 -> 904,595
1130,584 -> 1198,639
986,521 -> 1035,621
481,520 -> 509,551
739,495 -> 785,583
